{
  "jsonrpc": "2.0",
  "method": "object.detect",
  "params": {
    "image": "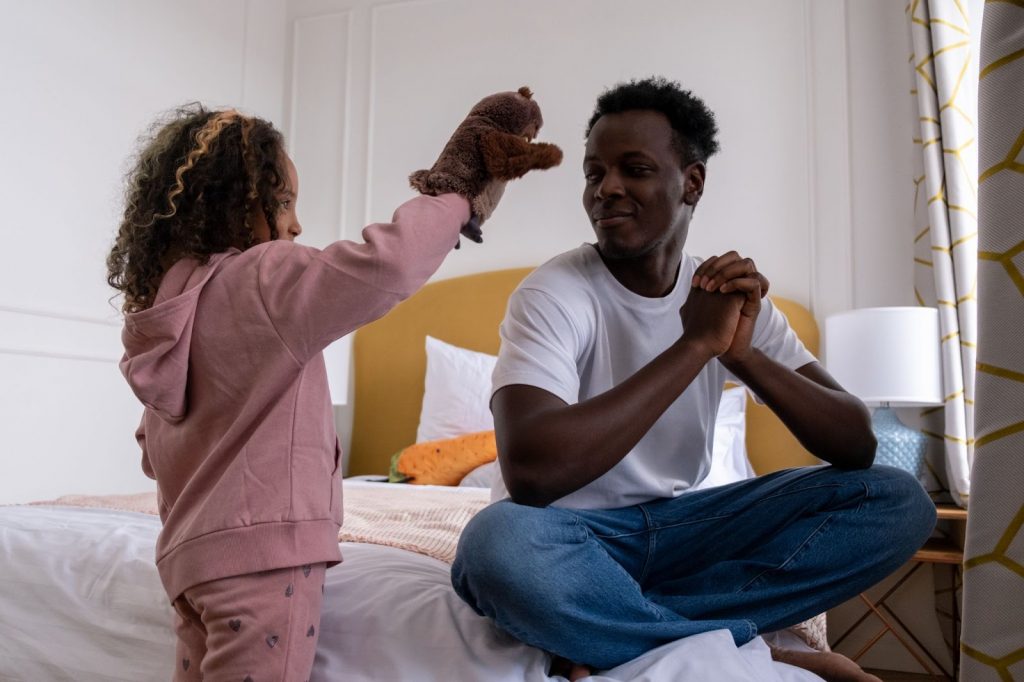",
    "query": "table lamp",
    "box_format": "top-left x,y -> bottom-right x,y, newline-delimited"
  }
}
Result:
824,307 -> 942,477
